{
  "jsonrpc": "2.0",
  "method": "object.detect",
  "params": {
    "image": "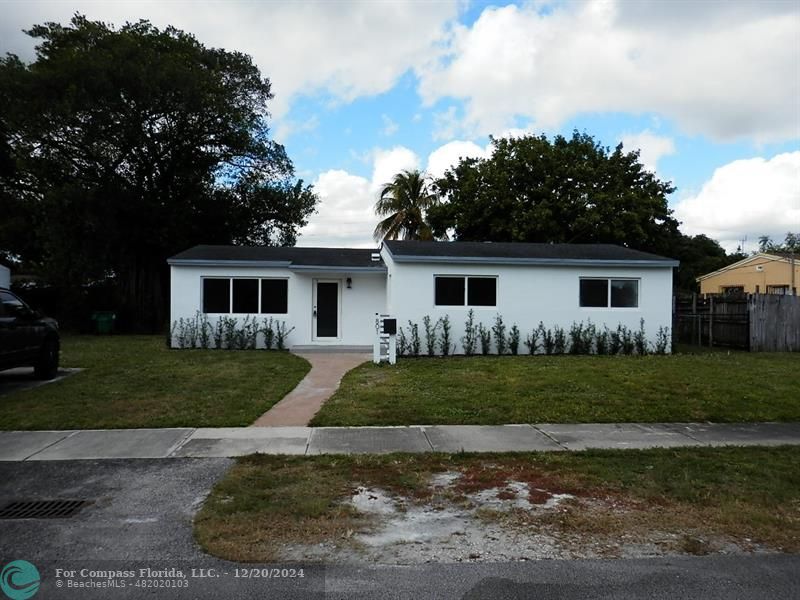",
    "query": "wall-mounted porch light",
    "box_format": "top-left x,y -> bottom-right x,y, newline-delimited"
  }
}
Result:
346,277 -> 352,289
